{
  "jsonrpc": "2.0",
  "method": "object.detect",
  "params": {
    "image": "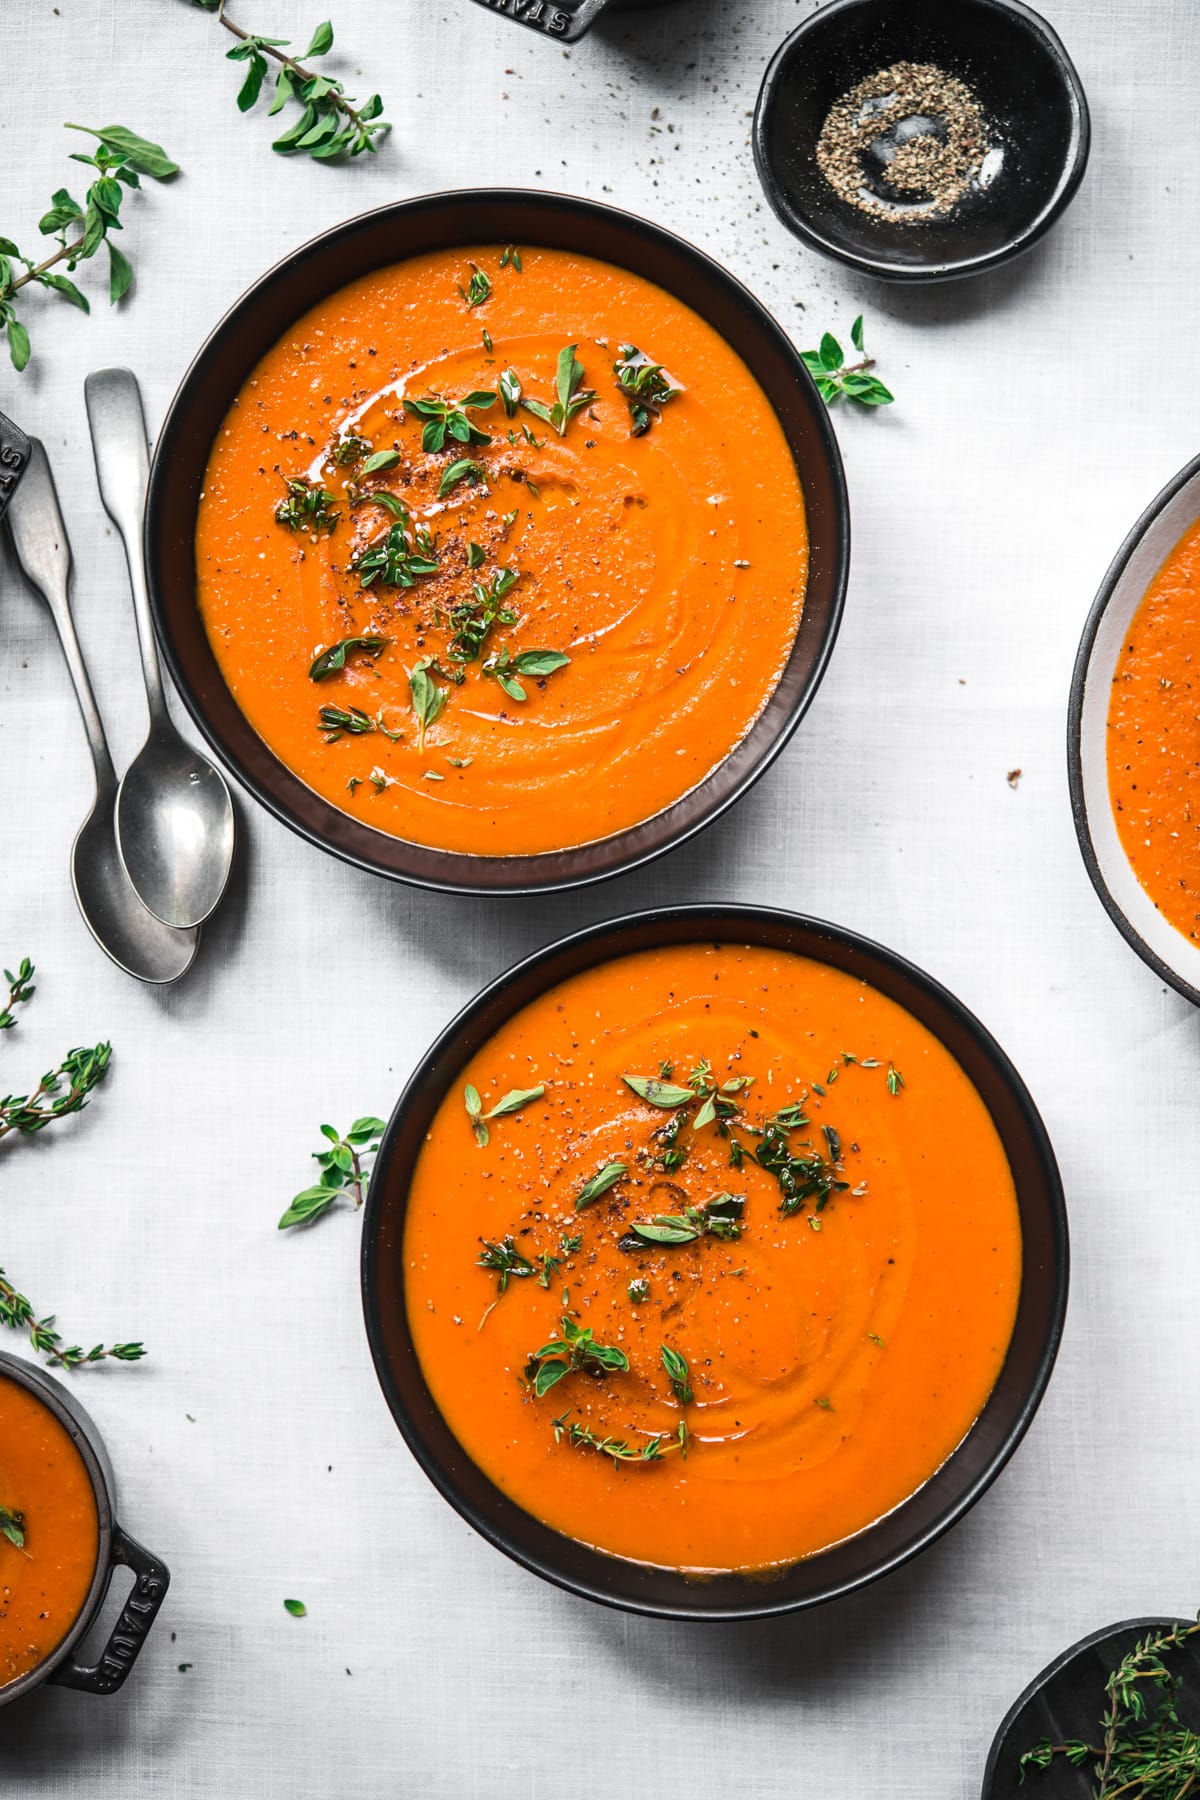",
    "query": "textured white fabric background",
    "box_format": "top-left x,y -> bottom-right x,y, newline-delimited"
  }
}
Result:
2,0 -> 1198,1792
